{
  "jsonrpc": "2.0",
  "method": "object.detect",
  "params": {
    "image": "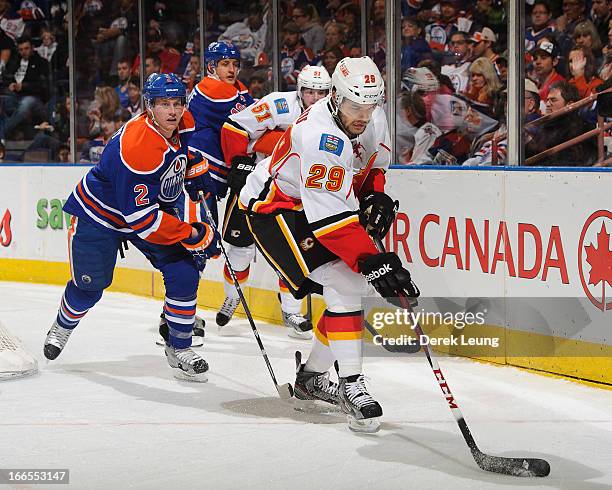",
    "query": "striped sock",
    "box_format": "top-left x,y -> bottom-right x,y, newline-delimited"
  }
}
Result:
324,310 -> 363,378
164,295 -> 197,349
223,264 -> 249,299
56,293 -> 89,329
304,314 -> 335,373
